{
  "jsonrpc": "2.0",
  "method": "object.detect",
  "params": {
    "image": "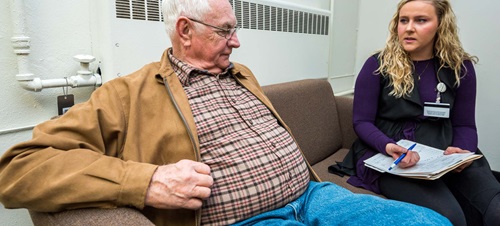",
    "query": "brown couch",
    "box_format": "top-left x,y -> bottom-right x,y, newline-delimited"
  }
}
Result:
28,78 -> 379,225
